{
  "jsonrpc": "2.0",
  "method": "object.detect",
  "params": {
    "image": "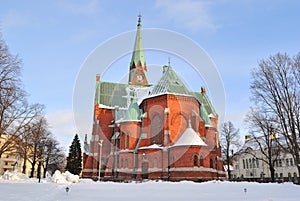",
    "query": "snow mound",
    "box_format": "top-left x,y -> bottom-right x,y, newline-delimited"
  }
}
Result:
1,171 -> 29,181
52,170 -> 79,184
